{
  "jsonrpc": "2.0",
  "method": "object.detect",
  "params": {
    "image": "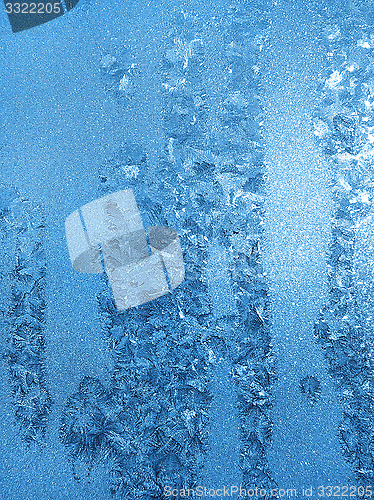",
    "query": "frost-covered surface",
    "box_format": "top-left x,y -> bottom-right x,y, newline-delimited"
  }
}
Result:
4,0 -> 374,496
313,4 -> 374,485
0,185 -> 52,445
299,375 -> 322,404
59,1 -> 278,497
158,3 -> 277,491
0,2 -> 151,497
262,0 -> 353,488
61,149 -> 214,498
